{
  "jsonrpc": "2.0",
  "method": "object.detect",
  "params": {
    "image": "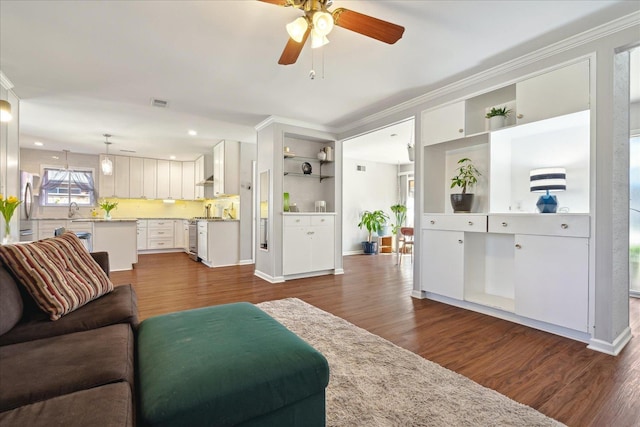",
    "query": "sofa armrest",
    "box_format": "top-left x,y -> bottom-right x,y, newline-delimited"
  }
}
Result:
90,251 -> 110,277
